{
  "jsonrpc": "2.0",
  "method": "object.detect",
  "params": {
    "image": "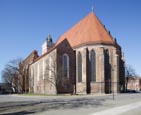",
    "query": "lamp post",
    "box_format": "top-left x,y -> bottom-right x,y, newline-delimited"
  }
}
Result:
113,81 -> 114,101
112,67 -> 115,101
